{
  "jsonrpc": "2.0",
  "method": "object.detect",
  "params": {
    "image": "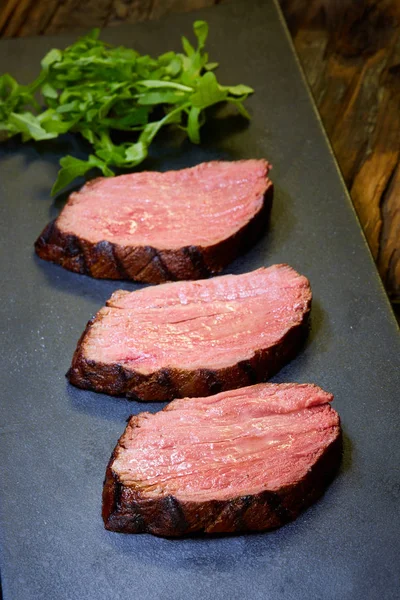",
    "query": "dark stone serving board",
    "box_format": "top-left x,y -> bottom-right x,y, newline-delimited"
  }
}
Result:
0,1 -> 399,598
